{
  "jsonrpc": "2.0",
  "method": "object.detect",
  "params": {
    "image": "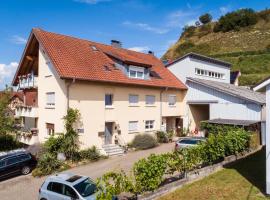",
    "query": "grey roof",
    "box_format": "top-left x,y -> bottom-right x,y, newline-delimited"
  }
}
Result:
187,77 -> 266,105
205,118 -> 260,126
166,52 -> 232,68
